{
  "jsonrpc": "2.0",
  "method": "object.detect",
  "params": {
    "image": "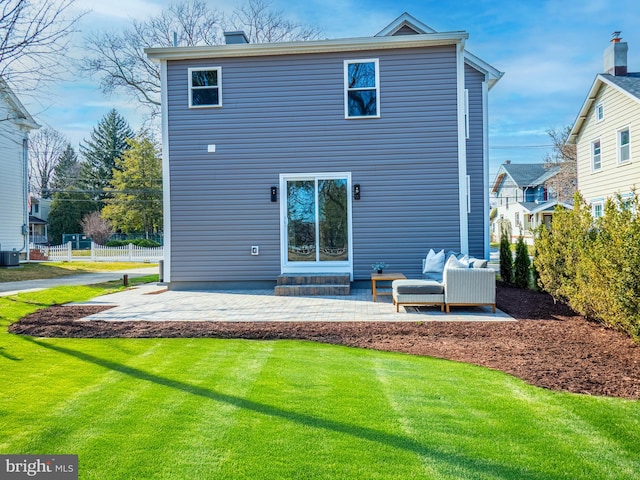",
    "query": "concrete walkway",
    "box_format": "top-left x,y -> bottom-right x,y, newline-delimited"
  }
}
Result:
0,267 -> 159,297
73,283 -> 513,323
